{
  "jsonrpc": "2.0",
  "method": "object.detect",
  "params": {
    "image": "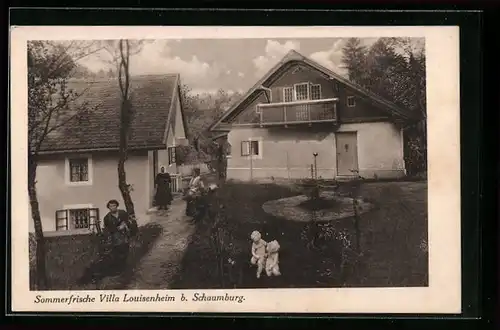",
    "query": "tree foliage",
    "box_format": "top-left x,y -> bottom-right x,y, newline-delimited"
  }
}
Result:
176,86 -> 241,168
341,37 -> 427,175
340,38 -> 369,86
